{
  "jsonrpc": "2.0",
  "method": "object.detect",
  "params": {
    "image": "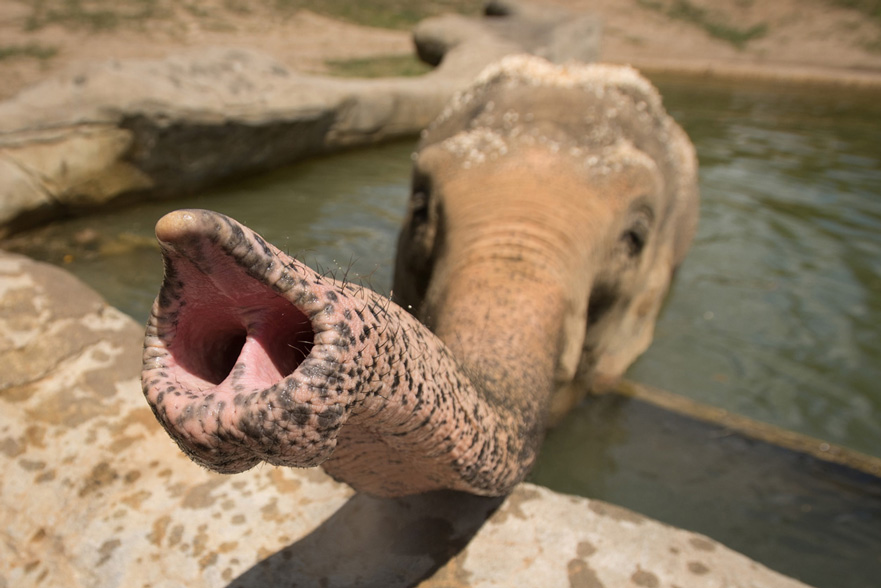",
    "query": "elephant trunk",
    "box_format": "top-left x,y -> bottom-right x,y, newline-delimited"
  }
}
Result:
142,209 -> 550,496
